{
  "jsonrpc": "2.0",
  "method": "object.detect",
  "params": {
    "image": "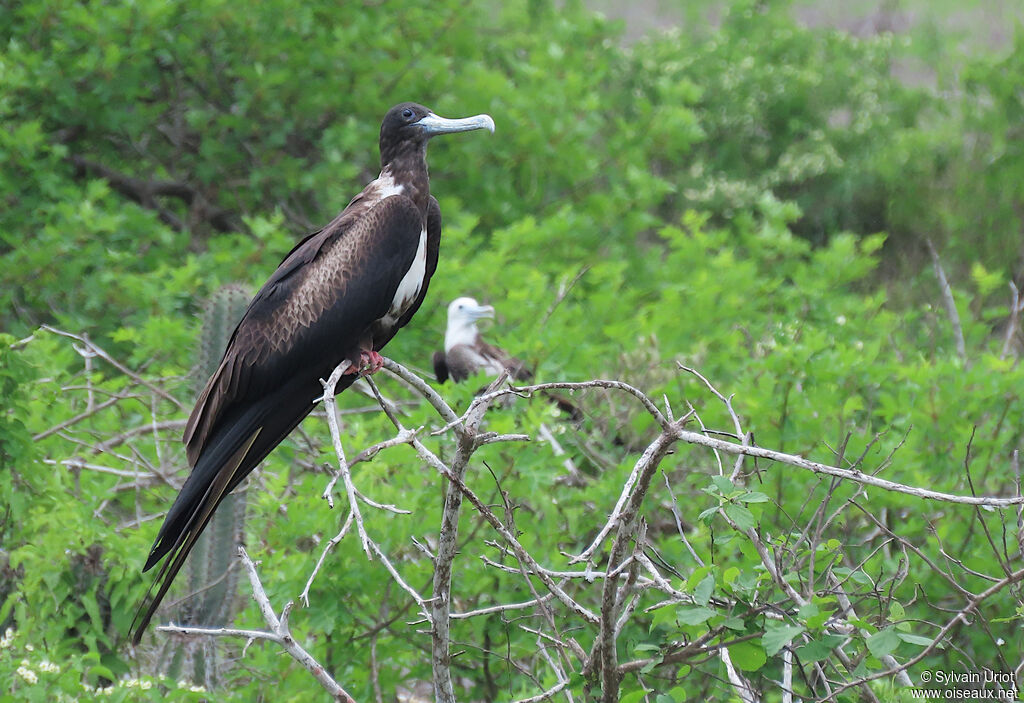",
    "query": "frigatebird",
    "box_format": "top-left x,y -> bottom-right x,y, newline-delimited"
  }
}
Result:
132,103 -> 494,643
432,297 -> 530,384
432,297 -> 582,422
